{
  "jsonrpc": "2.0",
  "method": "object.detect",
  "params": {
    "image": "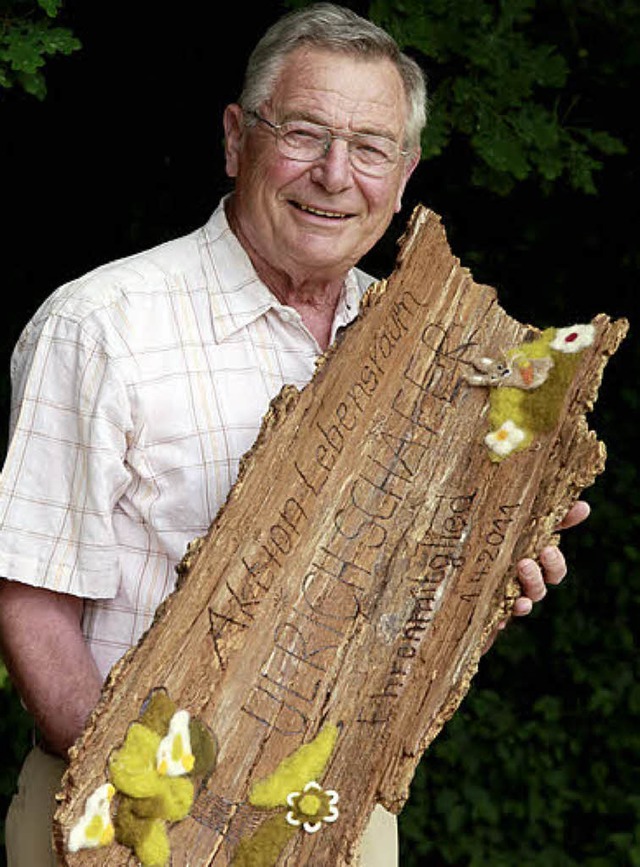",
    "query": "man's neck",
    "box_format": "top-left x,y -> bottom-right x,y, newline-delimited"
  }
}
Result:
261,264 -> 345,347
226,200 -> 348,350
